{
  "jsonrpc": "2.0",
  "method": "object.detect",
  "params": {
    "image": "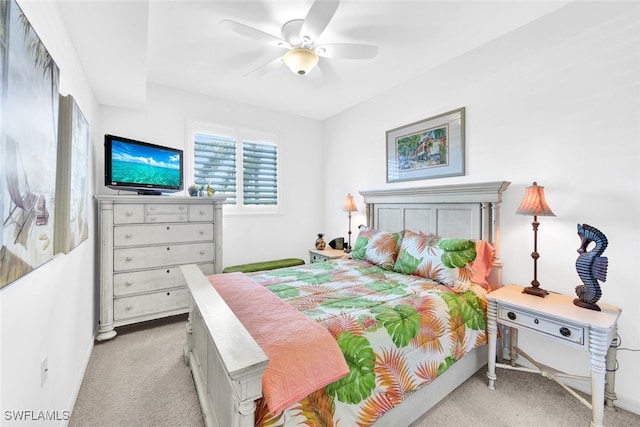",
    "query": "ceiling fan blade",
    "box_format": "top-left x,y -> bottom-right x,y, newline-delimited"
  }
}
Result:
244,56 -> 283,78
221,19 -> 289,48
315,43 -> 378,59
300,0 -> 340,42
